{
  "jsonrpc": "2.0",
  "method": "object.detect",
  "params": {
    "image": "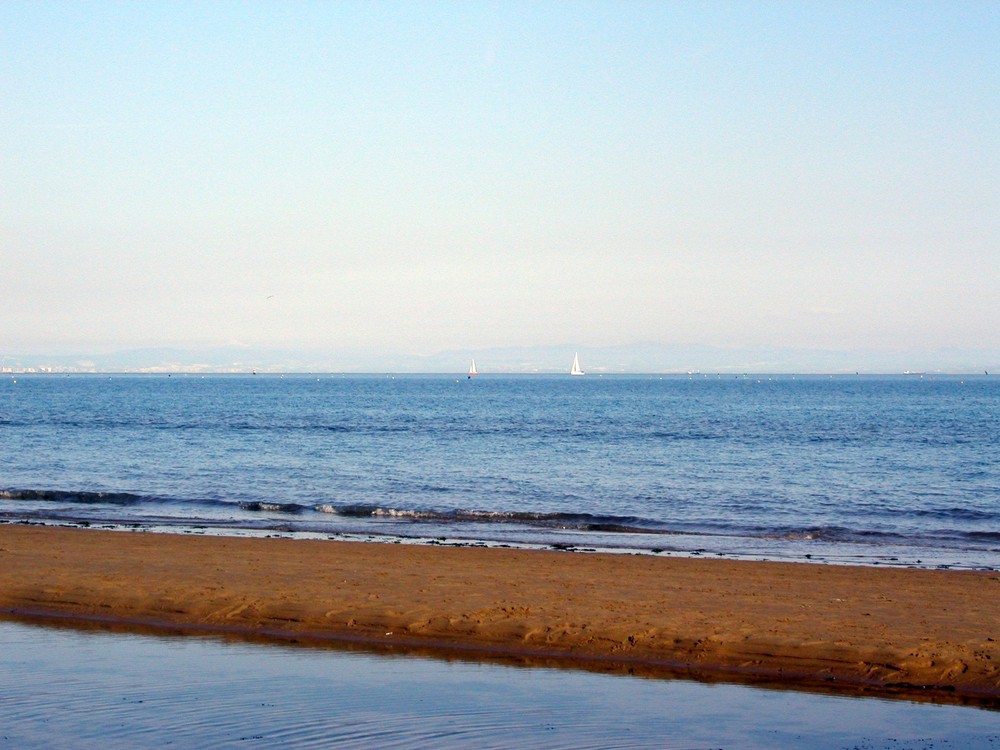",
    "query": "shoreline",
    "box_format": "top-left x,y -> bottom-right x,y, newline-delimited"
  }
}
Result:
5,515 -> 996,572
3,525 -> 999,702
